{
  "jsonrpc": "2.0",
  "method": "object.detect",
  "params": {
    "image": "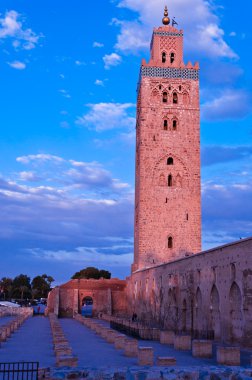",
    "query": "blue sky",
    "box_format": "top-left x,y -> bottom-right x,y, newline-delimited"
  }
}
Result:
0,0 -> 251,283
